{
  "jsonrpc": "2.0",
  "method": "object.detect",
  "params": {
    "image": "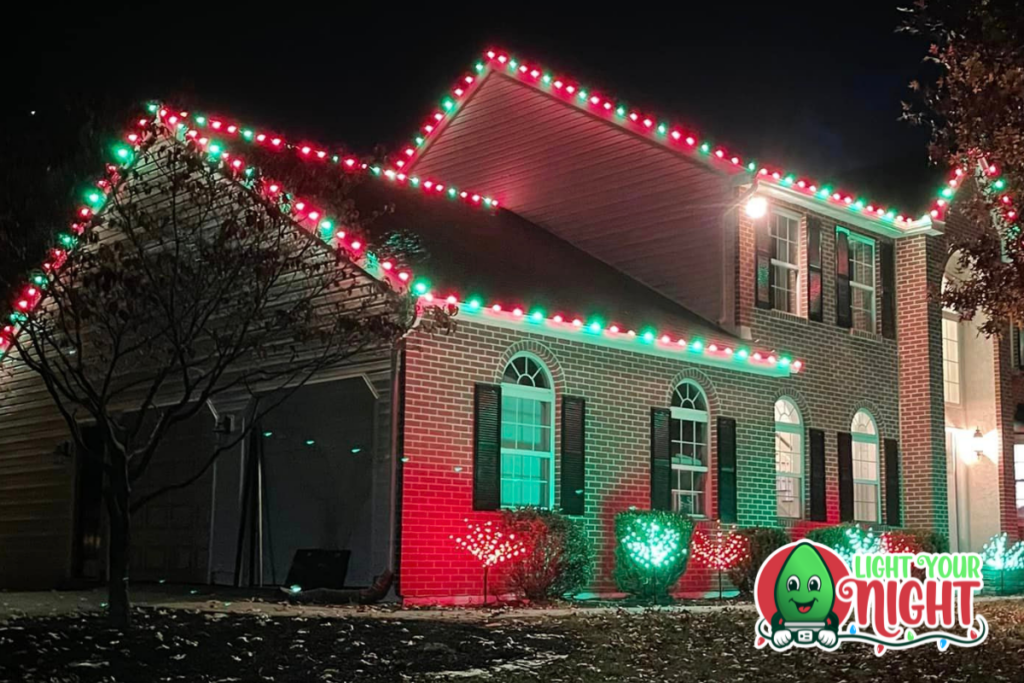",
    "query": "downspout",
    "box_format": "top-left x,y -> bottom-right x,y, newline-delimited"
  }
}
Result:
720,180 -> 762,335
